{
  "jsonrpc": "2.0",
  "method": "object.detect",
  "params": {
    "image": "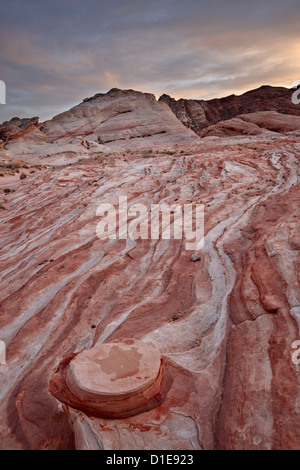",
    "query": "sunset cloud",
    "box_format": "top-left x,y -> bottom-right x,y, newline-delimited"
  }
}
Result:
0,0 -> 299,122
